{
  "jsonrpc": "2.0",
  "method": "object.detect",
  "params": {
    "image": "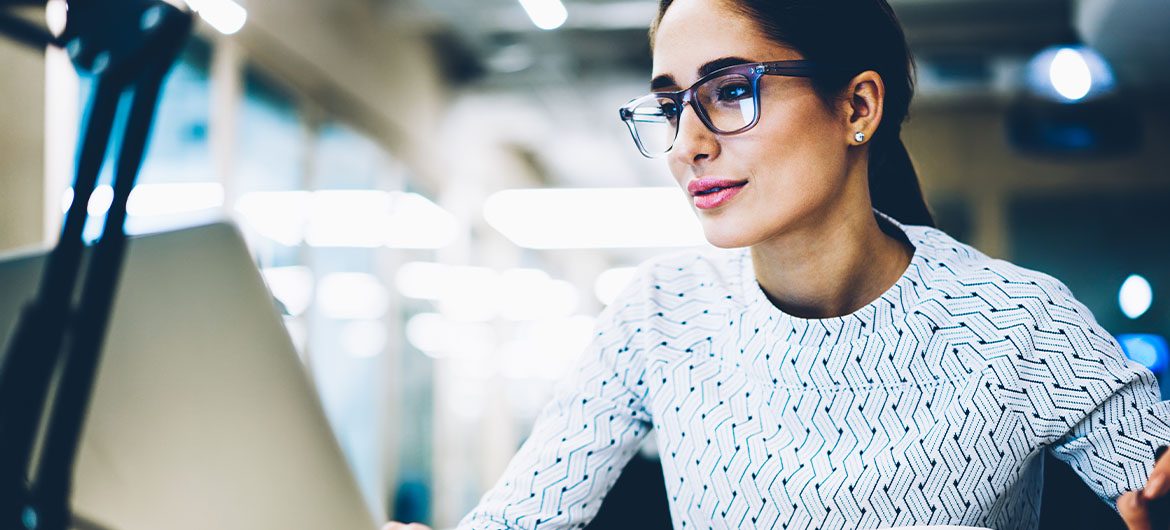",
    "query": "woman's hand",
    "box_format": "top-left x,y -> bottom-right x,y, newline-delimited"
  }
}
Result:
1120,447 -> 1170,530
381,523 -> 432,530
